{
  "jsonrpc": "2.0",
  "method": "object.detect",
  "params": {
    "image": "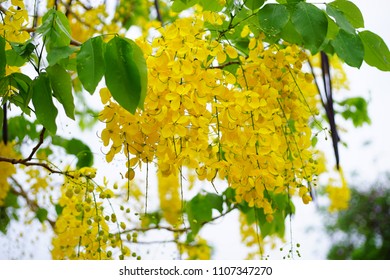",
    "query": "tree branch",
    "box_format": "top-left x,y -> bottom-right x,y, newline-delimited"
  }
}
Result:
154,0 -> 163,23
10,176 -> 55,229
